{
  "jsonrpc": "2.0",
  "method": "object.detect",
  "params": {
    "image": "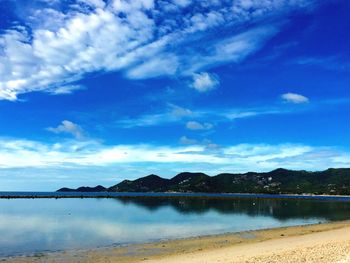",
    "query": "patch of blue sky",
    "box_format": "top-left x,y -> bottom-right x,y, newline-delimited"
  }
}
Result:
1,0 -> 350,189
